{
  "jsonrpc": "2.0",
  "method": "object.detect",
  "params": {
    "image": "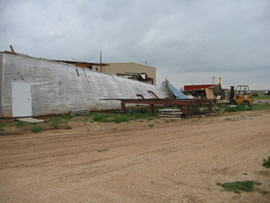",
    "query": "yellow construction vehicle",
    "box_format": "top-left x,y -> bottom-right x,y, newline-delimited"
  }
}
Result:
230,85 -> 252,105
